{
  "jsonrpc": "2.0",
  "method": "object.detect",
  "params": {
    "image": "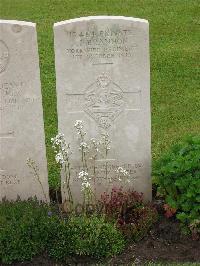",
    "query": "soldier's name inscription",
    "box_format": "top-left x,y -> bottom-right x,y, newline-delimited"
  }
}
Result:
65,26 -> 140,61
